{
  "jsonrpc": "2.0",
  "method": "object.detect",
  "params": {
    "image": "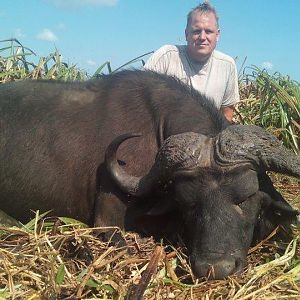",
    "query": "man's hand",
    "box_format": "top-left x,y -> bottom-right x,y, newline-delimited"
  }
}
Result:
221,105 -> 234,123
